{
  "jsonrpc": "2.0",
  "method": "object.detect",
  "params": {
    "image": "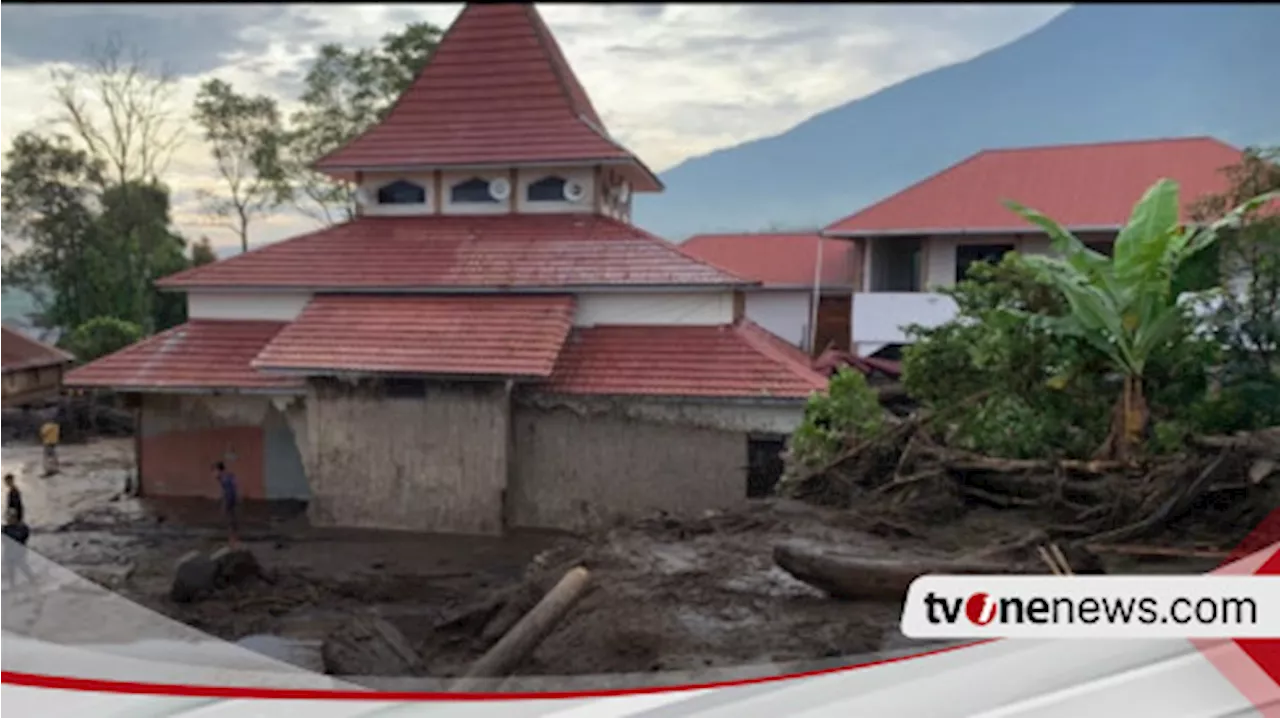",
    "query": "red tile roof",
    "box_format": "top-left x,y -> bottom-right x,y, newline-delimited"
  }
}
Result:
314,4 -> 660,192
2,325 -> 74,373
64,321 -> 302,392
156,215 -> 749,290
542,321 -> 828,400
681,233 -> 861,288
825,137 -> 1246,236
253,295 -> 575,378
